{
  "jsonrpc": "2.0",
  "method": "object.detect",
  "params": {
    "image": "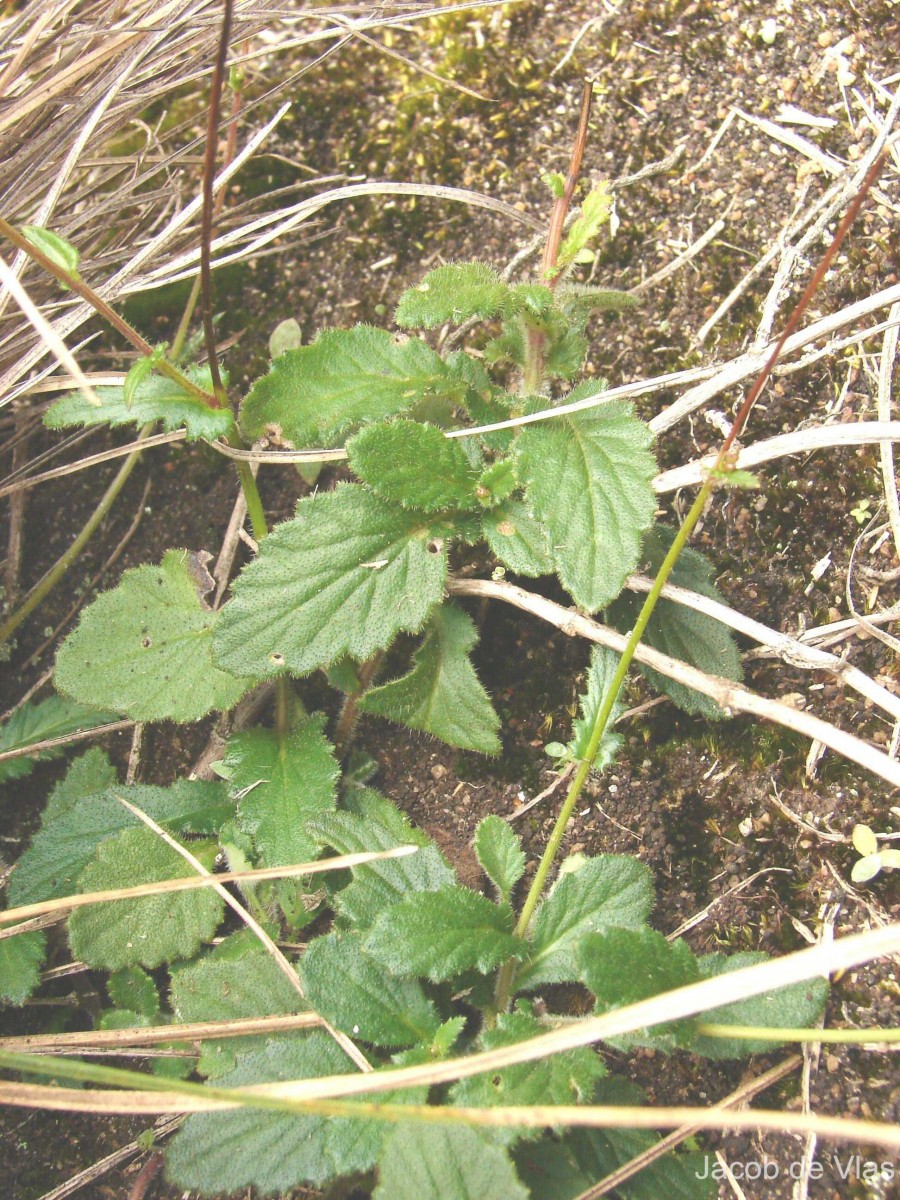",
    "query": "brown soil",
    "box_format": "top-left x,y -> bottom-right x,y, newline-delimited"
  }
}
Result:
1,1 -> 899,1198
